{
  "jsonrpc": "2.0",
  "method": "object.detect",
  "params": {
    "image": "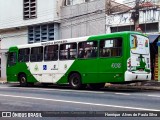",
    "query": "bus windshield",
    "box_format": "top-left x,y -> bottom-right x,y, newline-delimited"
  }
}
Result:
7,52 -> 17,67
130,34 -> 149,55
